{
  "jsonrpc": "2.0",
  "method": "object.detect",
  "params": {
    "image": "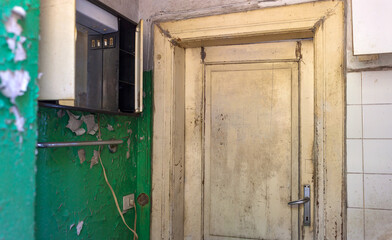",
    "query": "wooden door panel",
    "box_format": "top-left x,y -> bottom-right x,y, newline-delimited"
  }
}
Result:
204,63 -> 298,239
155,4 -> 345,239
184,41 -> 314,240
